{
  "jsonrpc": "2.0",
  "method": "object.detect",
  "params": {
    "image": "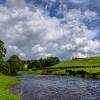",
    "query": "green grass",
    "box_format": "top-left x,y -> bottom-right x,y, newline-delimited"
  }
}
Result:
18,67 -> 100,79
18,67 -> 100,75
18,70 -> 44,75
0,75 -> 20,100
67,67 -> 100,73
52,56 -> 100,67
18,56 -> 100,79
19,67 -> 100,75
18,70 -> 64,75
